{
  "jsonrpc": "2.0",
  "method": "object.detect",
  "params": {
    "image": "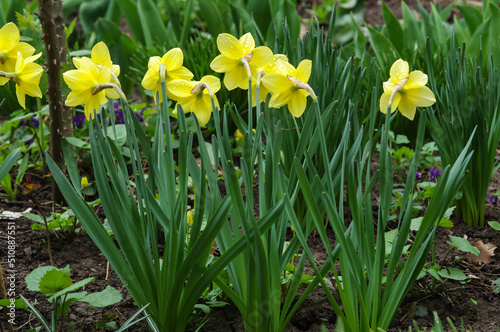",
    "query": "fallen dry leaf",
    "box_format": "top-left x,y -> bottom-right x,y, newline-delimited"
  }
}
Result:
466,240 -> 497,265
